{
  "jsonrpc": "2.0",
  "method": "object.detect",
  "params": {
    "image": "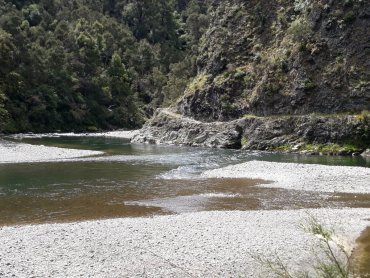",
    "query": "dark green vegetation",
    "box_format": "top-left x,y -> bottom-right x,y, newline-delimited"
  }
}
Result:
1,0 -> 369,152
0,0 -> 209,132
